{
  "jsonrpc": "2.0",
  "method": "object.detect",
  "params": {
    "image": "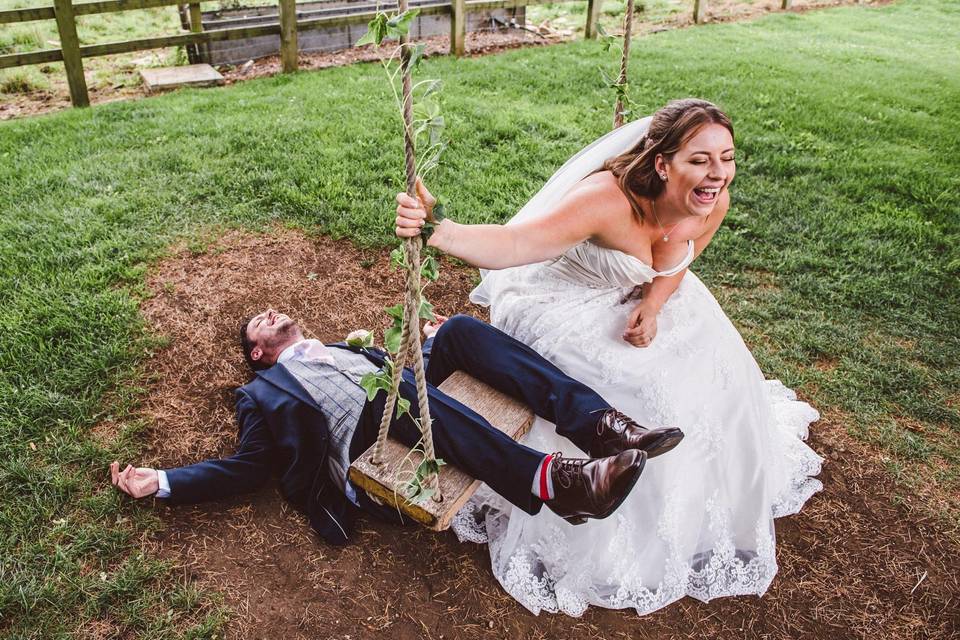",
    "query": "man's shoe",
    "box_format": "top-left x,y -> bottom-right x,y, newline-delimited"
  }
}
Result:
590,409 -> 684,459
545,450 -> 646,525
